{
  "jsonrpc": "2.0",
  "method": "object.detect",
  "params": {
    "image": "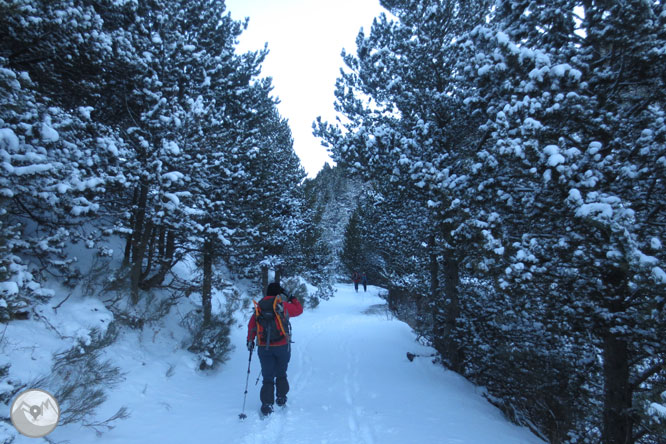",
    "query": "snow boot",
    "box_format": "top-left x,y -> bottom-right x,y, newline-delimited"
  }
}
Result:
260,403 -> 273,416
275,376 -> 289,404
